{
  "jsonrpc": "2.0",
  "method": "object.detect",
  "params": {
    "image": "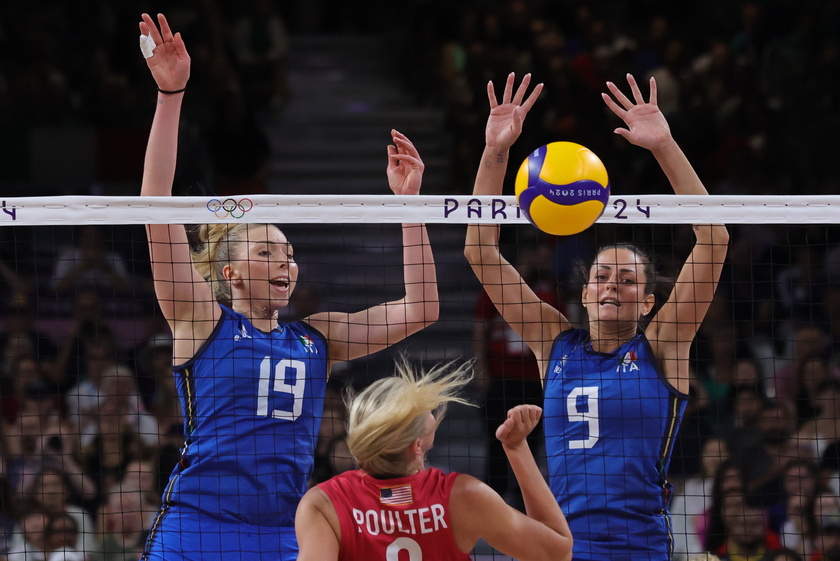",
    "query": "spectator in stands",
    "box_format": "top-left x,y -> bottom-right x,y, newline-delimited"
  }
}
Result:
819,440 -> 840,493
66,360 -> 157,452
713,494 -> 781,560
6,507 -> 51,561
23,467 -> 95,555
78,366 -> 157,496
204,89 -> 271,196
132,335 -> 180,441
724,386 -> 766,479
672,436 -> 731,560
95,465 -> 160,561
812,504 -> 840,561
796,380 -> 840,463
0,230 -> 32,304
746,400 -> 802,506
769,324 -> 830,406
768,459 -> 825,560
228,0 -> 290,110
51,226 -> 132,295
0,299 -> 57,383
1,382 -> 96,509
52,291 -> 118,394
704,460 -> 748,554
793,355 -> 838,426
44,511 -> 85,561
0,358 -> 48,425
